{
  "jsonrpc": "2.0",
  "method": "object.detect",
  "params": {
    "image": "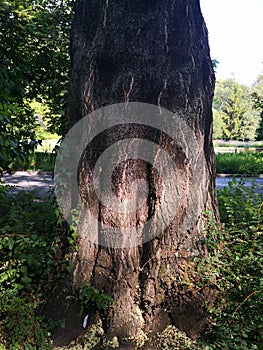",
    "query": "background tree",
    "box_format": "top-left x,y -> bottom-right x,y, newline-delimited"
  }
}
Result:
212,108 -> 224,139
252,74 -> 263,140
65,0 -> 217,345
0,0 -> 73,172
213,79 -> 259,141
